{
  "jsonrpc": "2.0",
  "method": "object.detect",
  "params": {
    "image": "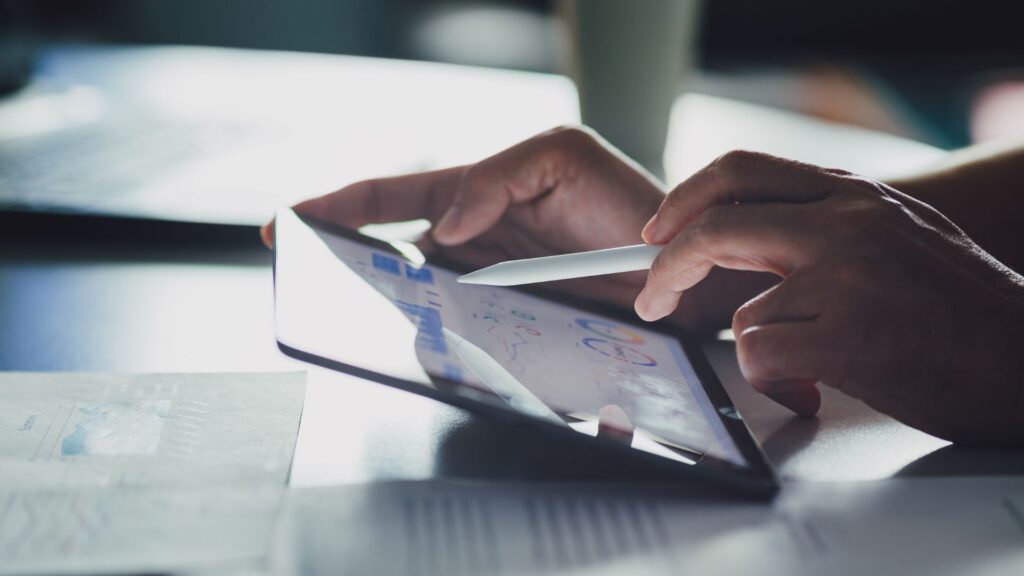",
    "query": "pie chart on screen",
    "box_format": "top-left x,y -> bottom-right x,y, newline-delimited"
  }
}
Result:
575,318 -> 645,344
